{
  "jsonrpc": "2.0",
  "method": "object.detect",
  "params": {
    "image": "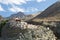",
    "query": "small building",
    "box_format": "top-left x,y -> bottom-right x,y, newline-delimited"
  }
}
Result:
15,18 -> 21,22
